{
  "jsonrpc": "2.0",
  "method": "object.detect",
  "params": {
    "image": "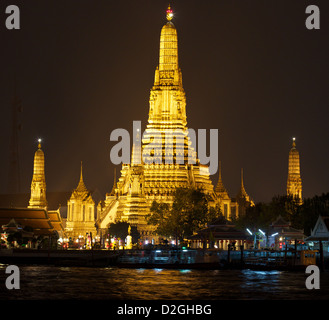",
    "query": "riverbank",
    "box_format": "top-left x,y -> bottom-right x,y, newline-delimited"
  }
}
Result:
0,248 -> 119,267
0,248 -> 326,271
